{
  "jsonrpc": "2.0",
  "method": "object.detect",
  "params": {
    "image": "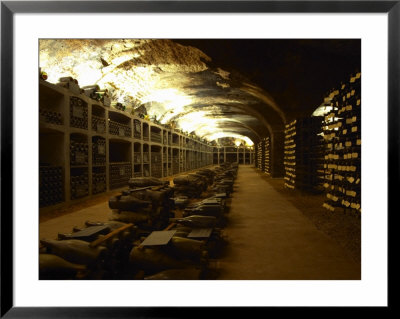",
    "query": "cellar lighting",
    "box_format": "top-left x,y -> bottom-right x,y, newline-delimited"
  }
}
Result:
205,132 -> 254,146
39,39 -> 263,146
312,105 -> 333,117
